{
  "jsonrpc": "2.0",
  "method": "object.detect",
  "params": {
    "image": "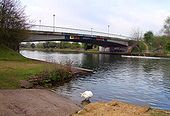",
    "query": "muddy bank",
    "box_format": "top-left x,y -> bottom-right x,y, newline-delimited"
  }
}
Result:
73,100 -> 170,116
0,89 -> 81,116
